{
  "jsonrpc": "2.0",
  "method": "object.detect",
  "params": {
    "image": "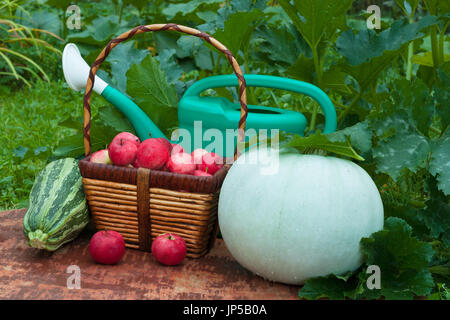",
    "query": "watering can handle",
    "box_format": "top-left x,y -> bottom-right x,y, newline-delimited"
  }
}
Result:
83,24 -> 248,158
184,74 -> 337,134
